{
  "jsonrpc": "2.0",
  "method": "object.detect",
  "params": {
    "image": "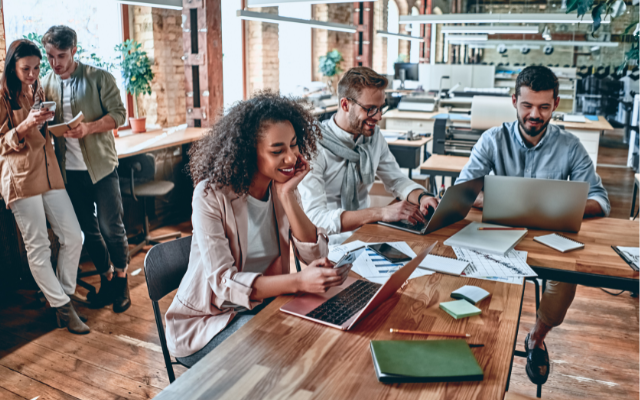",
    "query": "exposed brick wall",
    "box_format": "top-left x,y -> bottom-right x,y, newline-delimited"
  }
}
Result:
133,6 -> 186,127
311,3 -> 354,82
246,7 -> 279,96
